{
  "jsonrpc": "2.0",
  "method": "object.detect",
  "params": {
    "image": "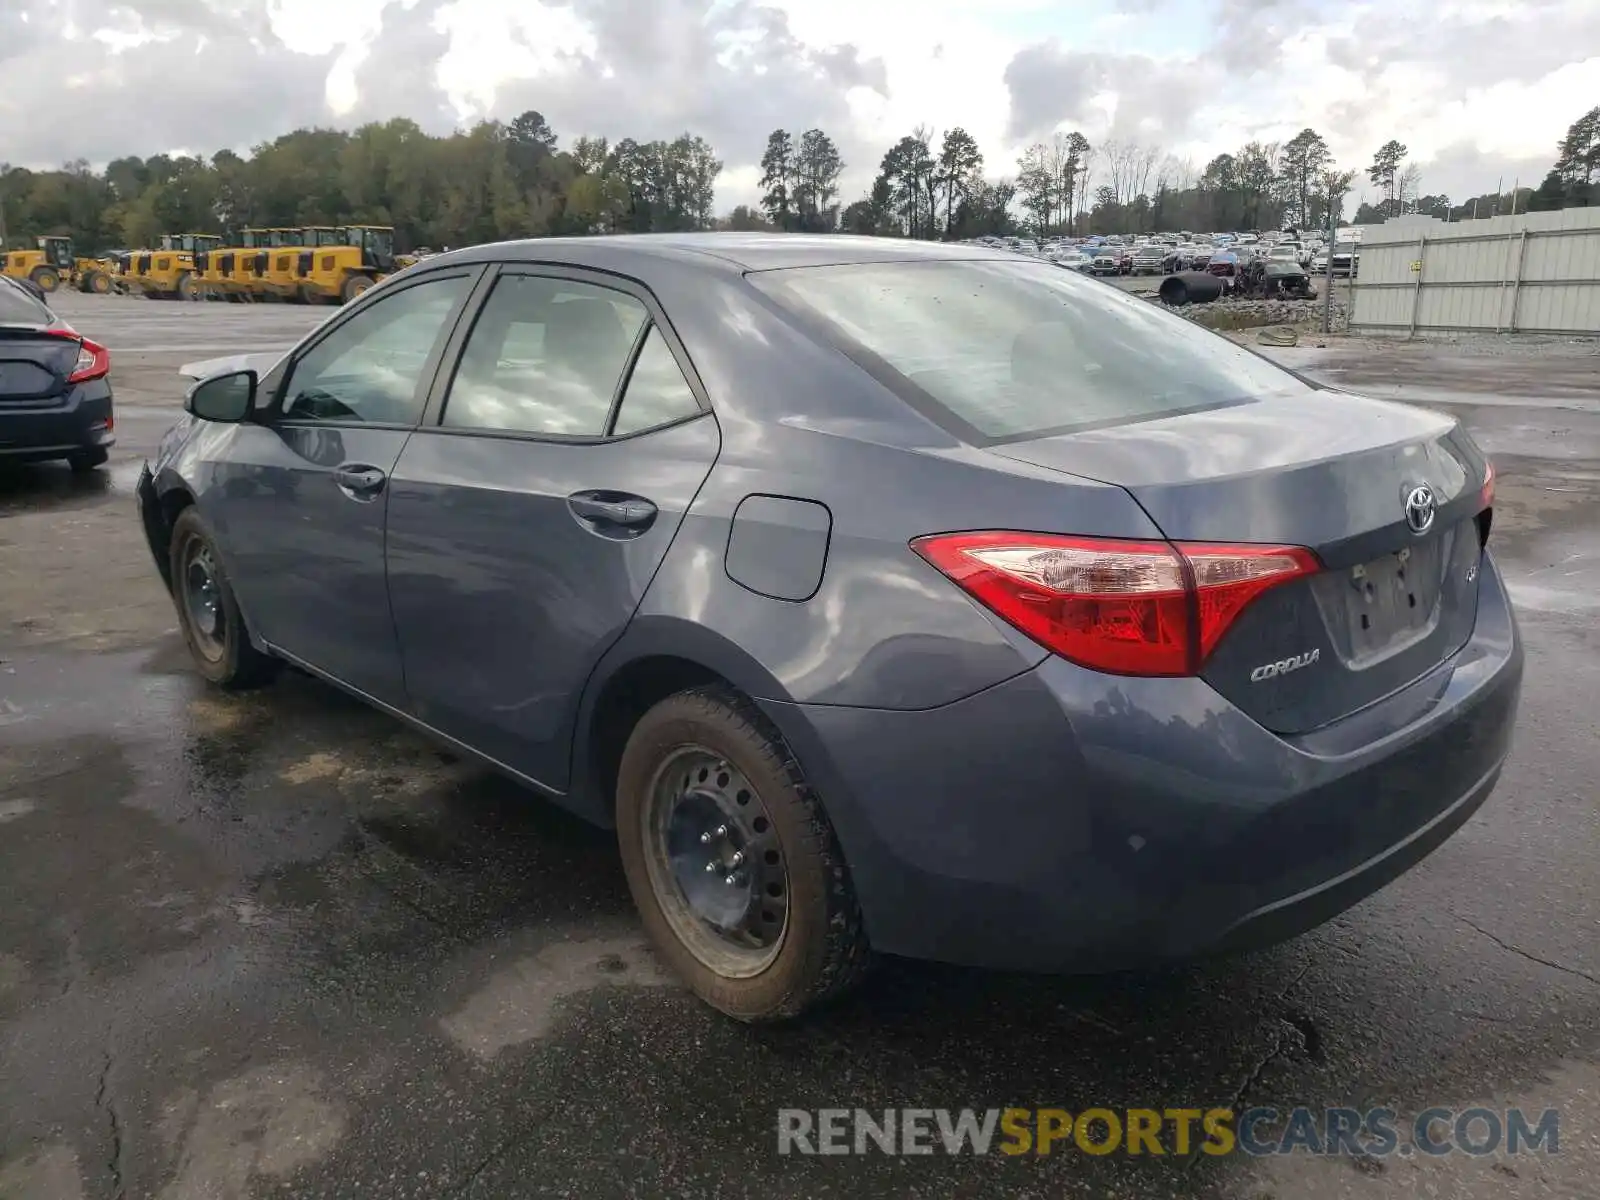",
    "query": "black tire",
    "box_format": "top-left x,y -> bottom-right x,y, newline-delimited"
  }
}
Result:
29,266 -> 60,293
174,270 -> 197,301
616,686 -> 871,1021
66,448 -> 108,473
81,269 -> 110,294
167,508 -> 278,690
341,273 -> 374,304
